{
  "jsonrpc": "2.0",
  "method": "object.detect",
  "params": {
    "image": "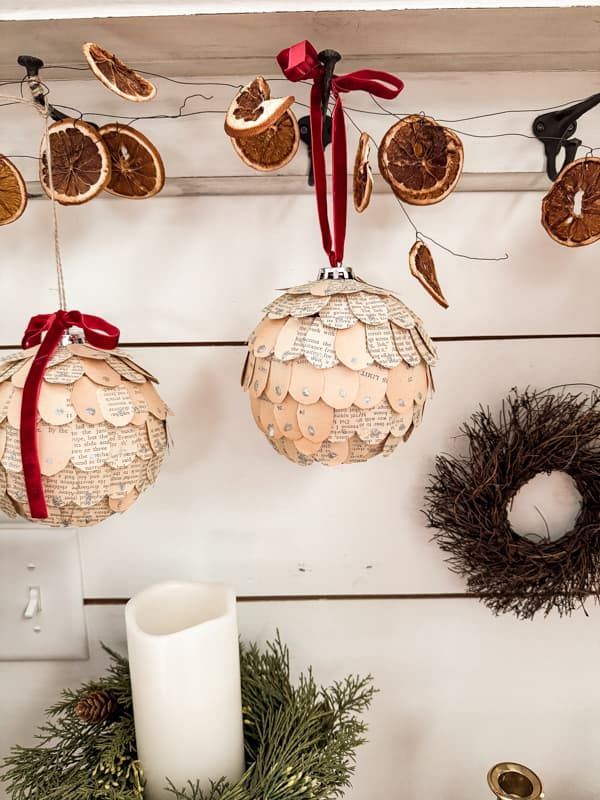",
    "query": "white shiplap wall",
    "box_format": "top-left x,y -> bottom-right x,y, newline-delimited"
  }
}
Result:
0,64 -> 599,800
